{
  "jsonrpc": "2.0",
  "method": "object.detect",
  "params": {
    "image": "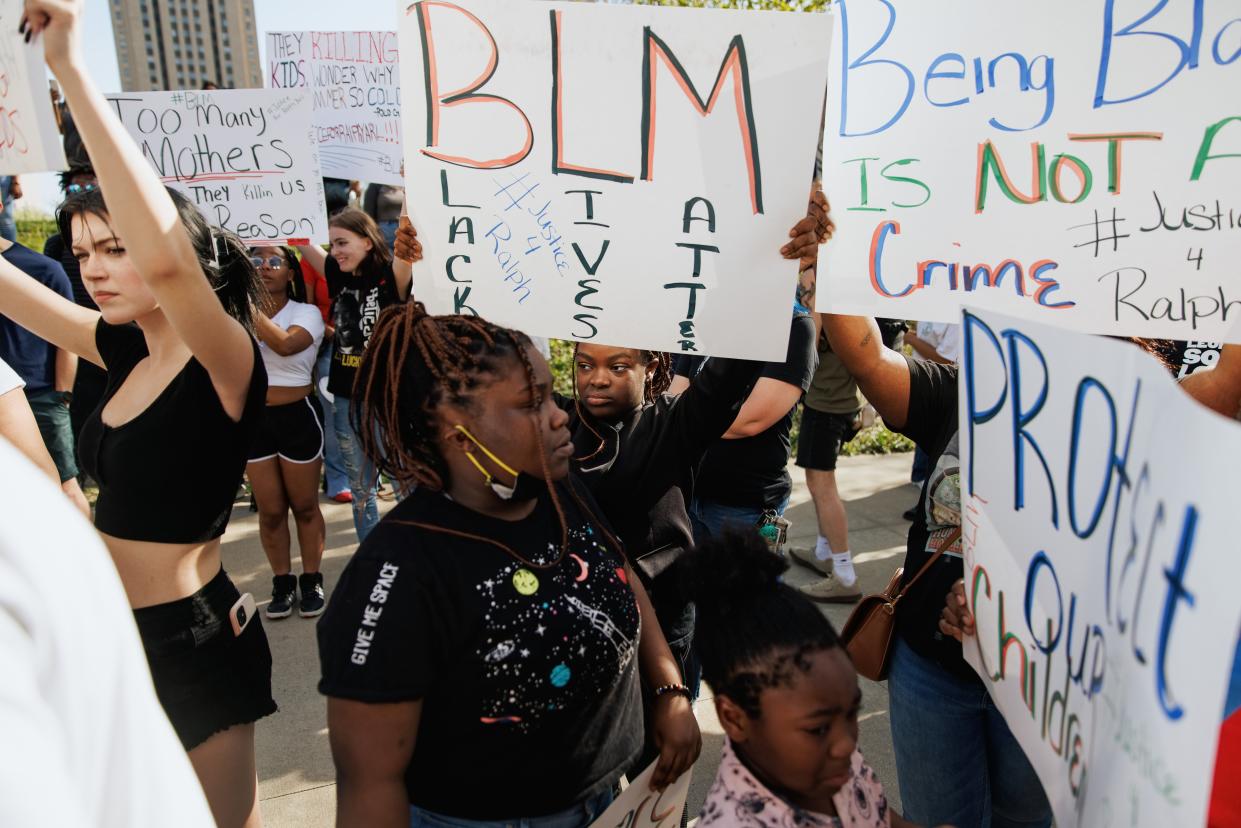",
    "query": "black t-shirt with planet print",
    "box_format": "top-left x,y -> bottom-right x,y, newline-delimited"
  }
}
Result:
317,477 -> 643,818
